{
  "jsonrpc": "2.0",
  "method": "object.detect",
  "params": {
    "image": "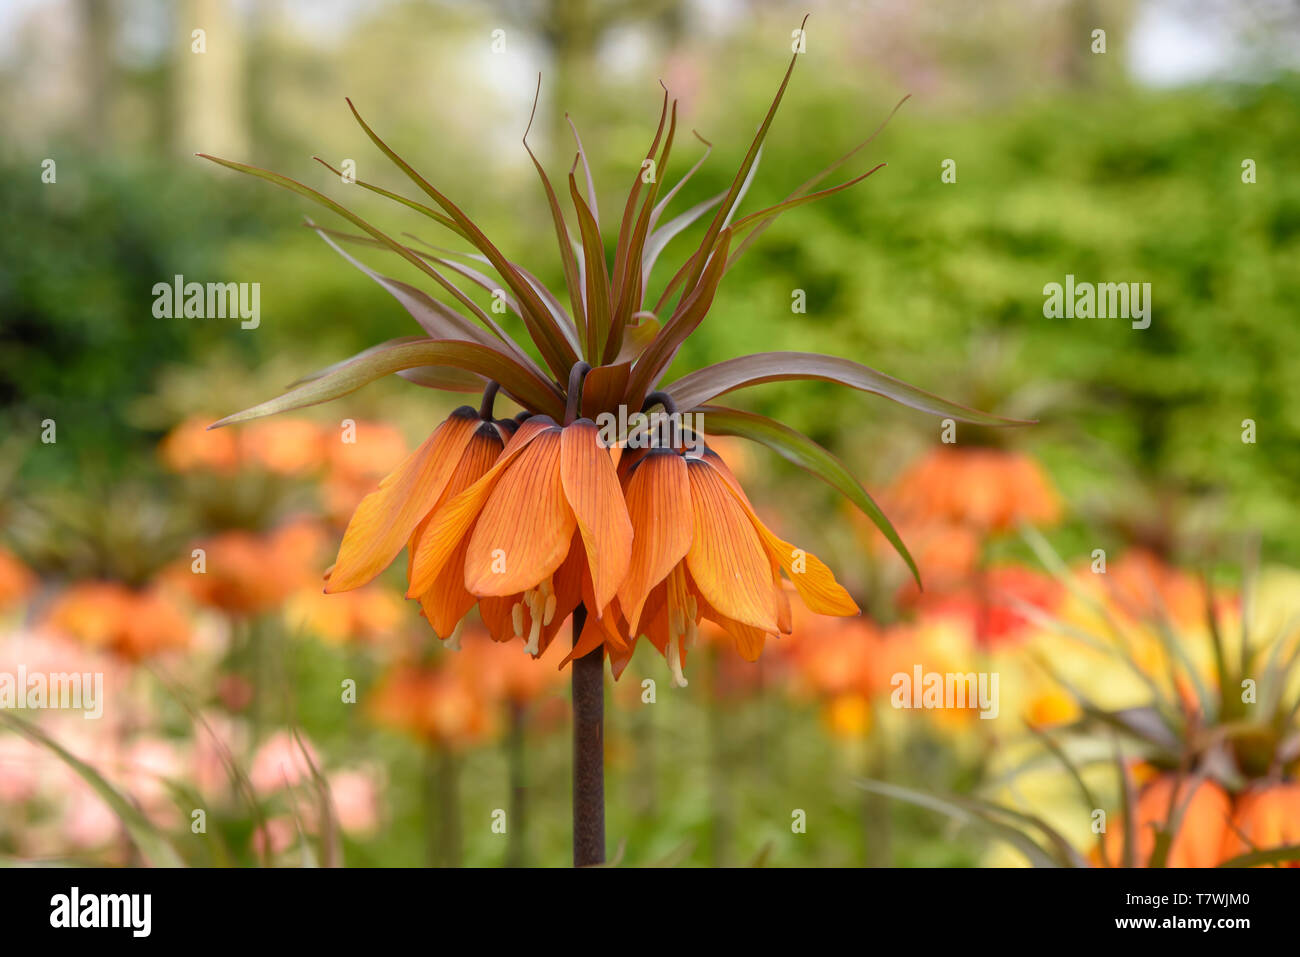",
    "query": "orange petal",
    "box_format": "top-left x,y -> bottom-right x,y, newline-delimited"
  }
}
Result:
535,534 -> 589,656
479,595 -> 519,642
560,611 -> 624,667
464,428 -> 576,596
411,424 -> 507,636
693,585 -> 775,661
407,417 -> 554,597
717,615 -> 769,662
707,445 -> 857,616
407,422 -> 506,578
617,449 -> 692,633
720,479 -> 860,617
776,581 -> 793,633
559,419 -> 633,615
684,458 -> 779,633
326,408 -> 478,593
